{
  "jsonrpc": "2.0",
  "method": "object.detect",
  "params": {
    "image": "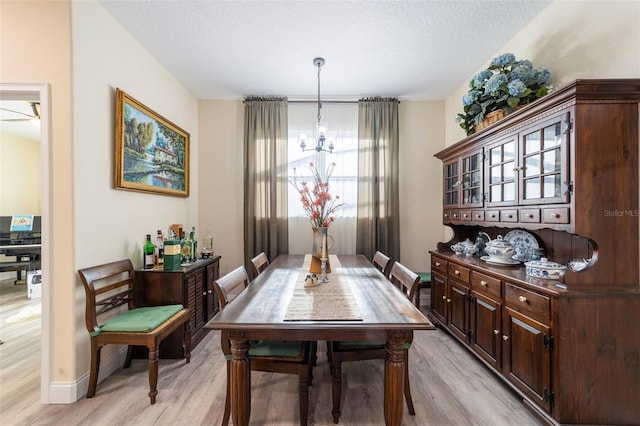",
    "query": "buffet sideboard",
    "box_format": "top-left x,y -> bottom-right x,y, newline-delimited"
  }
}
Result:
432,79 -> 640,425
